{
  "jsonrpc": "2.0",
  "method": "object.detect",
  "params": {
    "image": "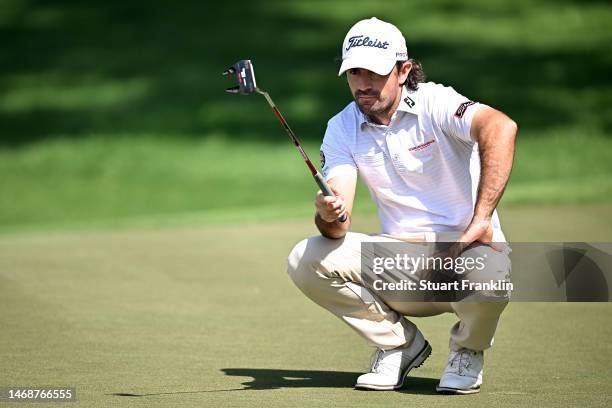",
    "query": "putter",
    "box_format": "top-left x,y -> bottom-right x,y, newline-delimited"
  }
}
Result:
223,60 -> 347,223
